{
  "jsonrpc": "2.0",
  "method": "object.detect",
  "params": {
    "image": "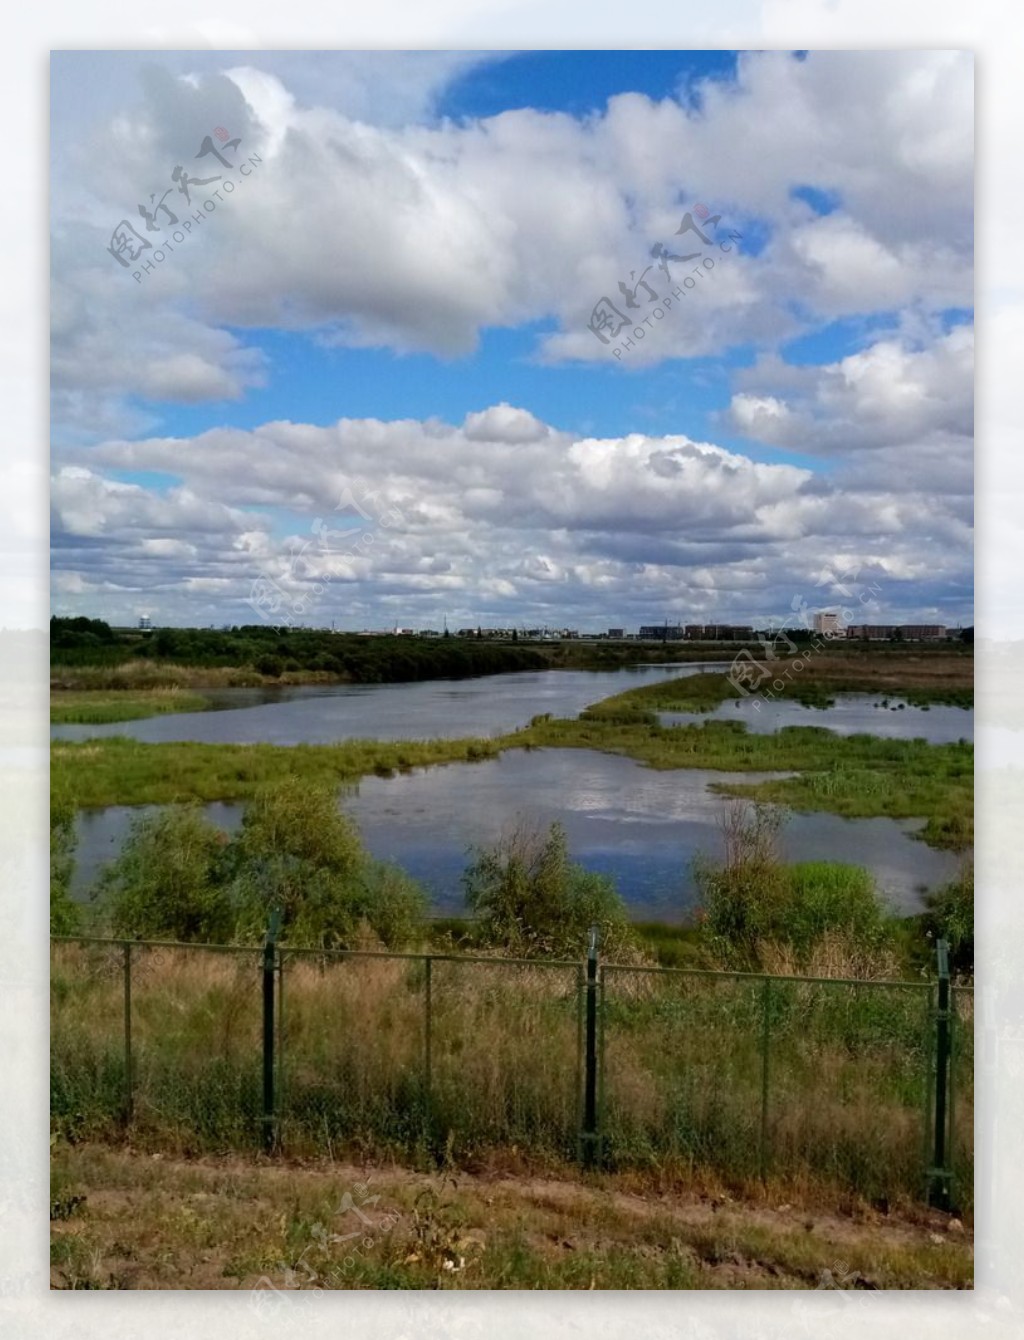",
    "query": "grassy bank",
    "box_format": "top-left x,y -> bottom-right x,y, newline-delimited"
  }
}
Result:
50,940 -> 973,1213
51,688 -> 211,724
50,710 -> 972,849
50,1142 -> 972,1289
585,652 -> 973,717
515,716 -> 973,850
